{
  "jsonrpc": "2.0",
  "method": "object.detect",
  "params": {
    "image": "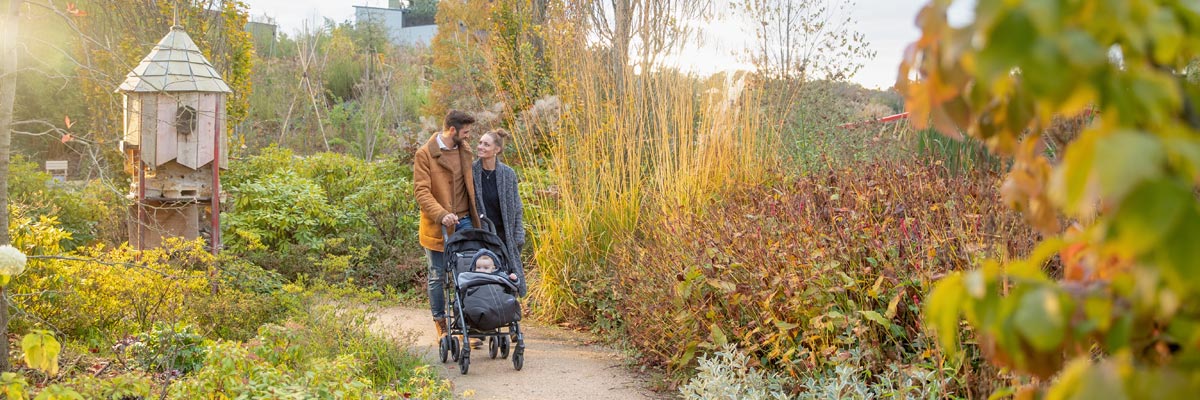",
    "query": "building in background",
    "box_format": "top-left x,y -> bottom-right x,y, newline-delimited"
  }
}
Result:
353,1 -> 437,46
245,17 -> 279,57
